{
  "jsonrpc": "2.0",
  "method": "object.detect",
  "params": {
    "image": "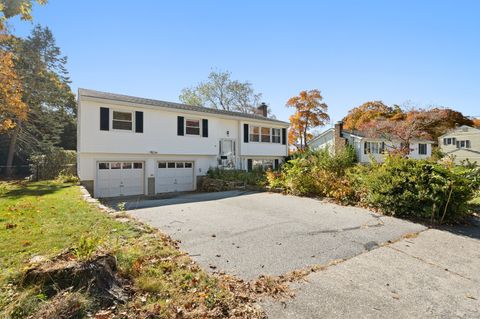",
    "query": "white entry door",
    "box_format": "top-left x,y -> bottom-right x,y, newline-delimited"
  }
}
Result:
156,161 -> 194,193
219,139 -> 236,168
96,161 -> 144,197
